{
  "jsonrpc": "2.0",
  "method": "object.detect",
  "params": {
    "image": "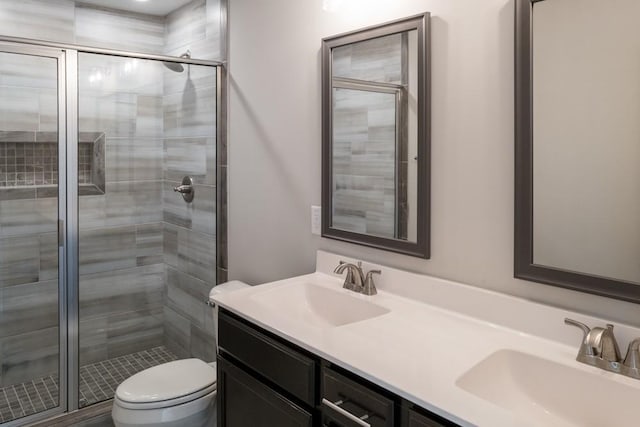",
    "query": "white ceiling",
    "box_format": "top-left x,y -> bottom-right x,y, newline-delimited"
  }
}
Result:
78,0 -> 194,16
